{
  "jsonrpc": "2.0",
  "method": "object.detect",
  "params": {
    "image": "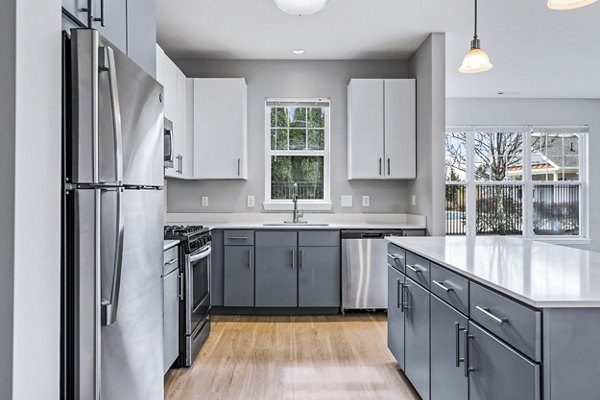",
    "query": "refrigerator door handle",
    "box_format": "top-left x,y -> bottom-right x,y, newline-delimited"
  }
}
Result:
99,45 -> 124,185
102,188 -> 125,326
